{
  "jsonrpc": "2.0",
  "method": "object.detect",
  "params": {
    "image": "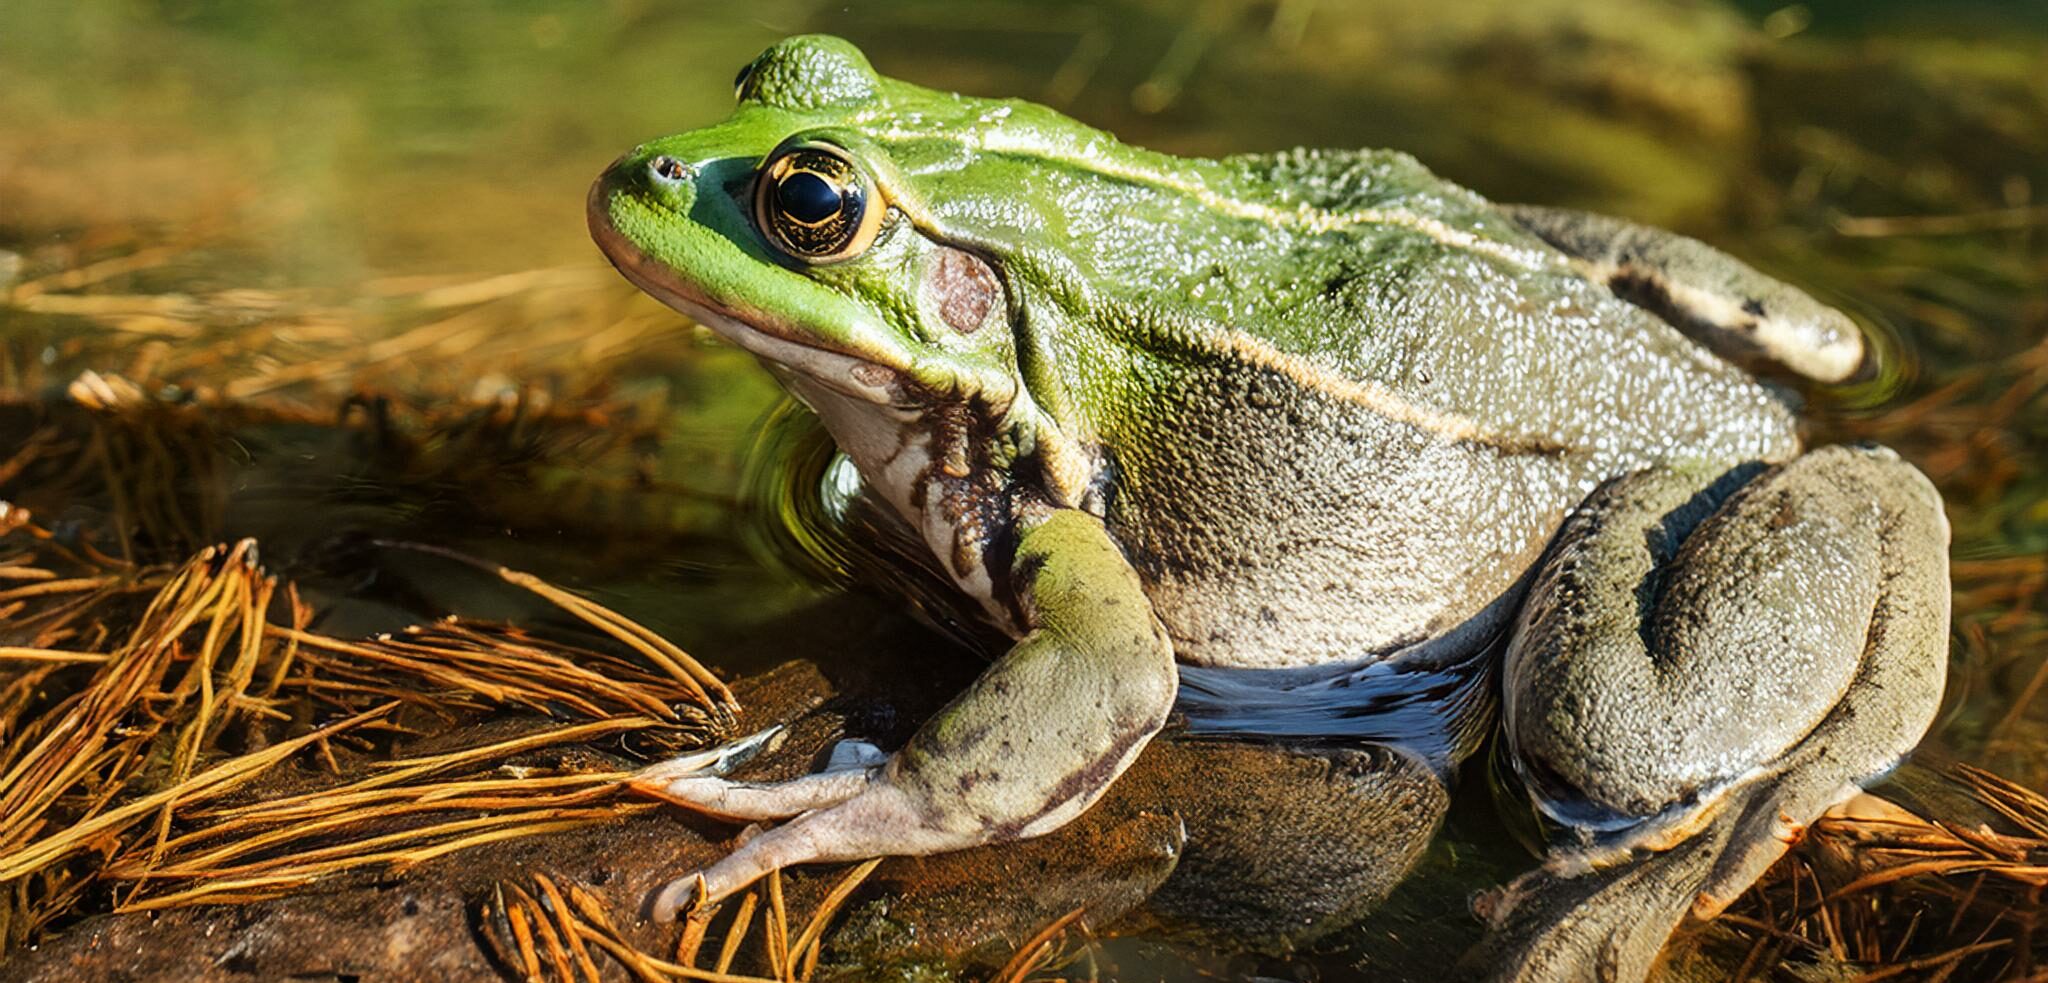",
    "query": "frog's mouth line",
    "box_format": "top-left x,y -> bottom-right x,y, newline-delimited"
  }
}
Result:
590,217 -> 910,410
